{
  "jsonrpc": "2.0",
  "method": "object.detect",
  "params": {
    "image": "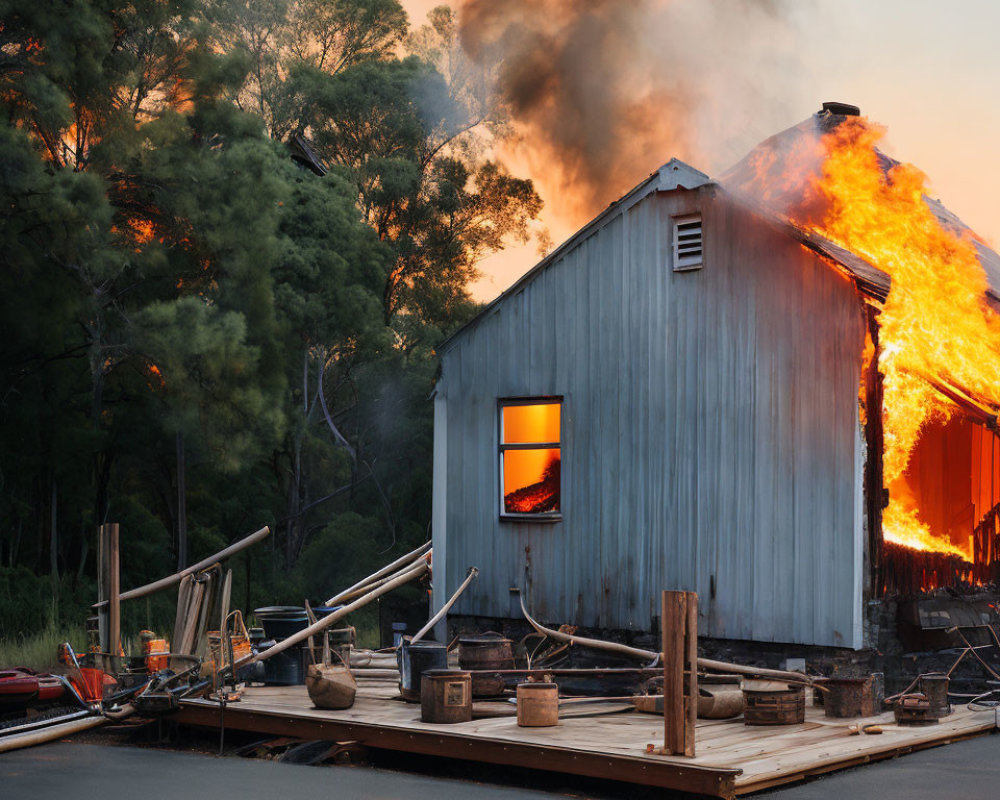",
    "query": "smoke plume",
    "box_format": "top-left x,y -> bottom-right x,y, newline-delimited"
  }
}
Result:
456,0 -> 802,223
